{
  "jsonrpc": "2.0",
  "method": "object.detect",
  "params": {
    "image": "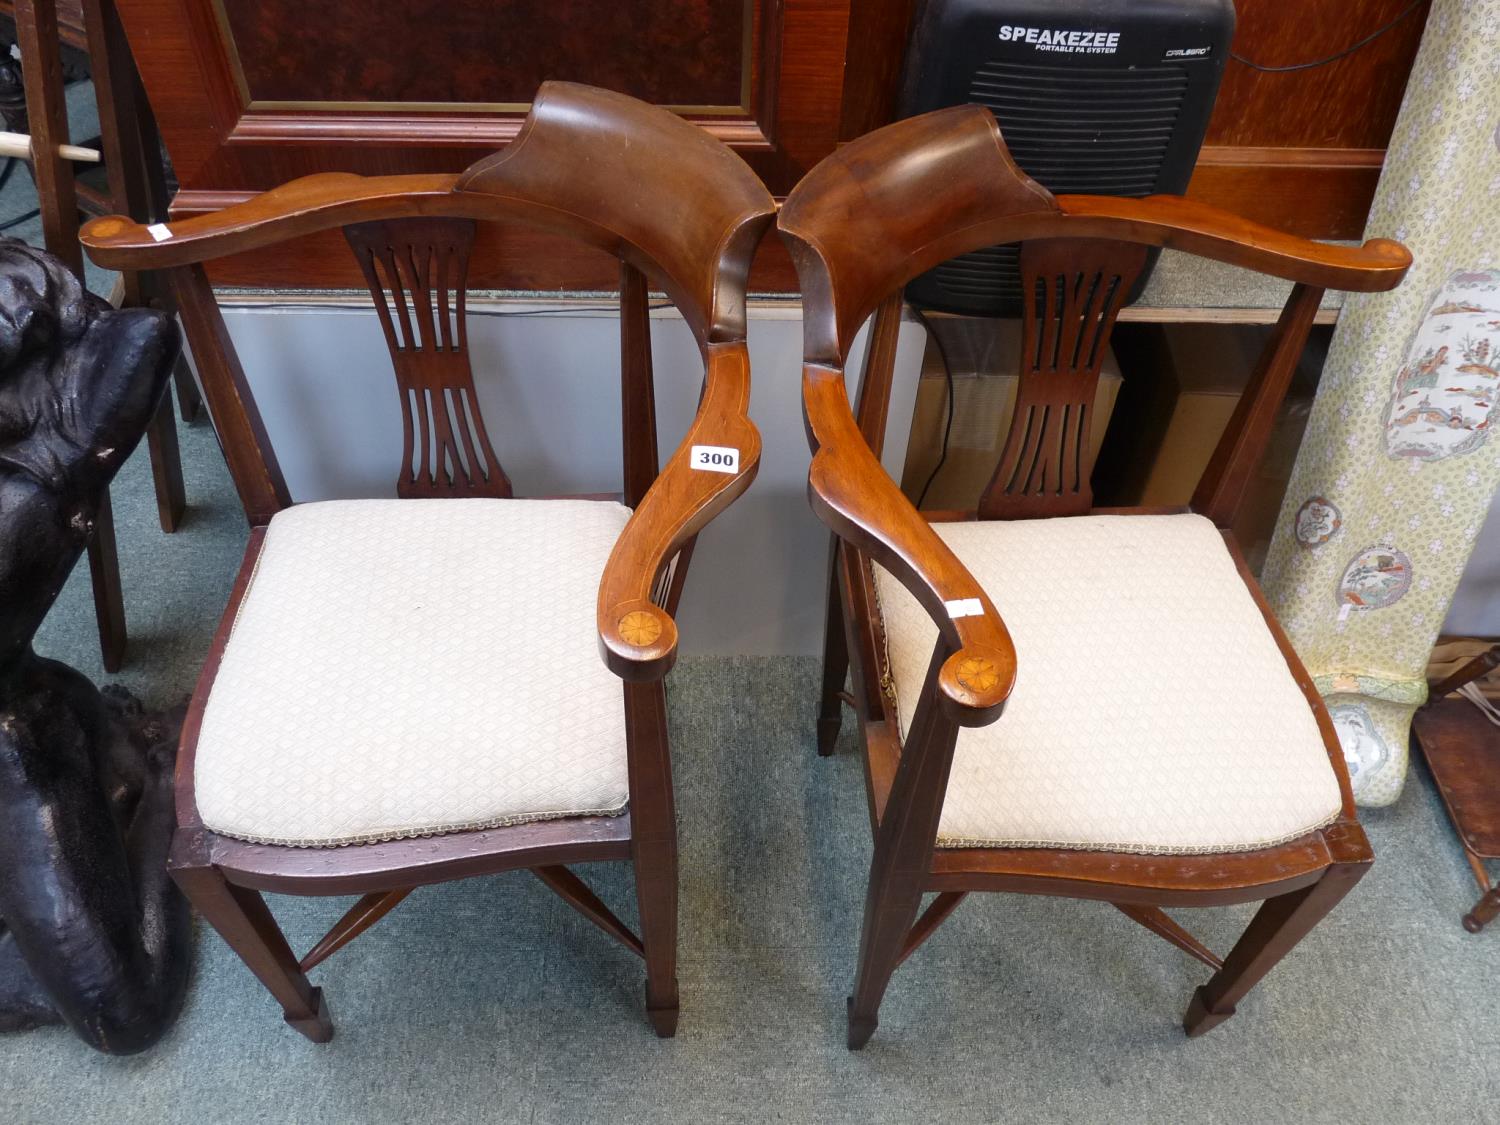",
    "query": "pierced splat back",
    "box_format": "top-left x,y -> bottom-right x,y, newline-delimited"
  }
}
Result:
978,238 -> 1147,519
344,217 -> 511,498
